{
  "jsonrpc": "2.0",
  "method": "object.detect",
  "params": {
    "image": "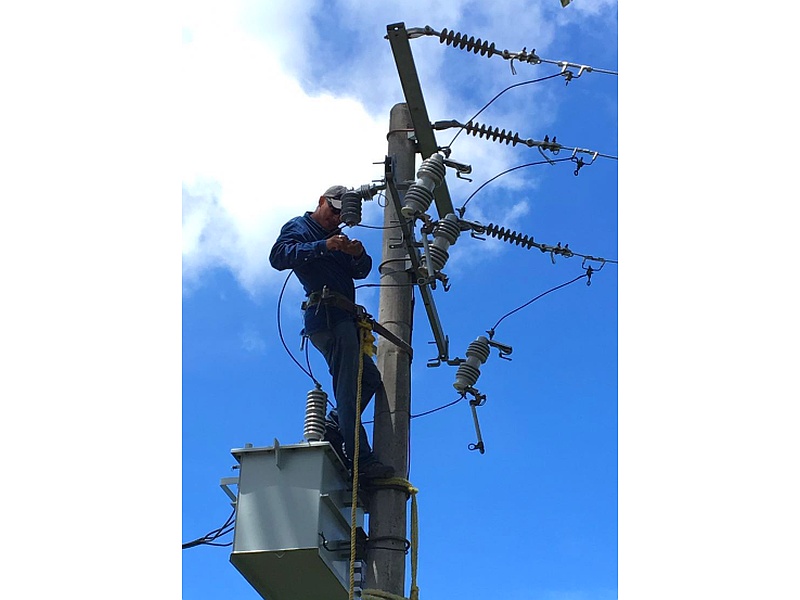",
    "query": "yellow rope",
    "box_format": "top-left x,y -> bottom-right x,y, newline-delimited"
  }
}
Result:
362,477 -> 420,600
349,318 -> 374,600
350,320 -> 420,600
